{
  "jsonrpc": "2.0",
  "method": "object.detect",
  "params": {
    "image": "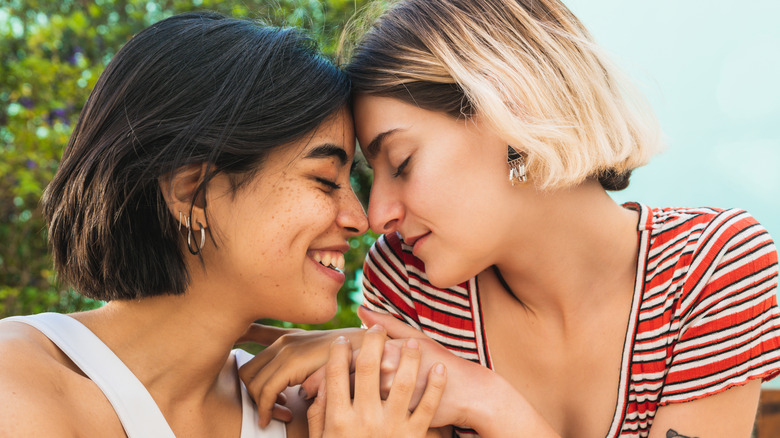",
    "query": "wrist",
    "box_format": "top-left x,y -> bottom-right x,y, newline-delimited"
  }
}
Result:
456,368 -> 558,437
456,368 -> 513,433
